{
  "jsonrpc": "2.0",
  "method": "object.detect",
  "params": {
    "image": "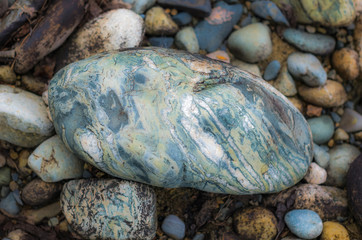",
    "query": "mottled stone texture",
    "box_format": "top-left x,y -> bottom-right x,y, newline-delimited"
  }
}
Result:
49,47 -> 313,195
61,179 -> 157,240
